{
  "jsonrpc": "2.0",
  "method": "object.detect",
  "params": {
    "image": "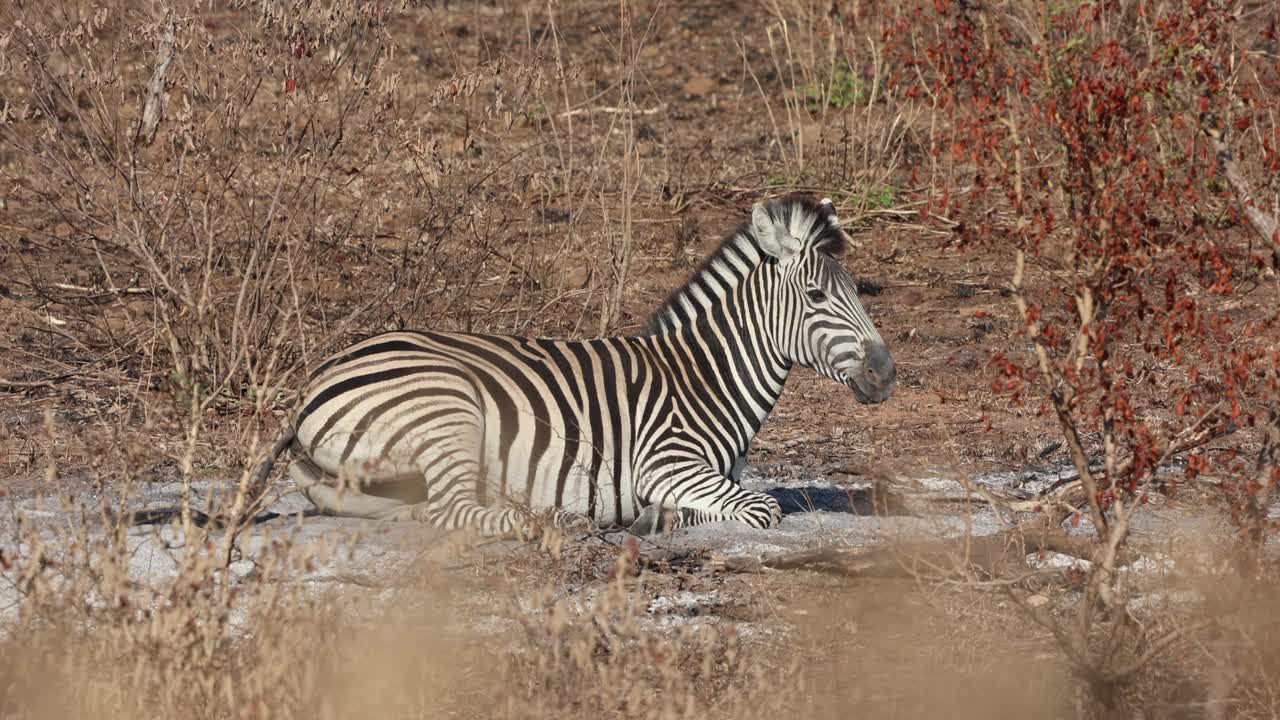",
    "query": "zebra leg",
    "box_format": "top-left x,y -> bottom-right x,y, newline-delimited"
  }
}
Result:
628,454 -> 753,534
628,505 -> 753,535
378,496 -> 523,537
291,441 -> 524,537
290,454 -> 411,519
628,504 -> 678,535
632,460 -> 782,534
538,508 -> 596,532
388,421 -> 530,536
302,470 -> 523,537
